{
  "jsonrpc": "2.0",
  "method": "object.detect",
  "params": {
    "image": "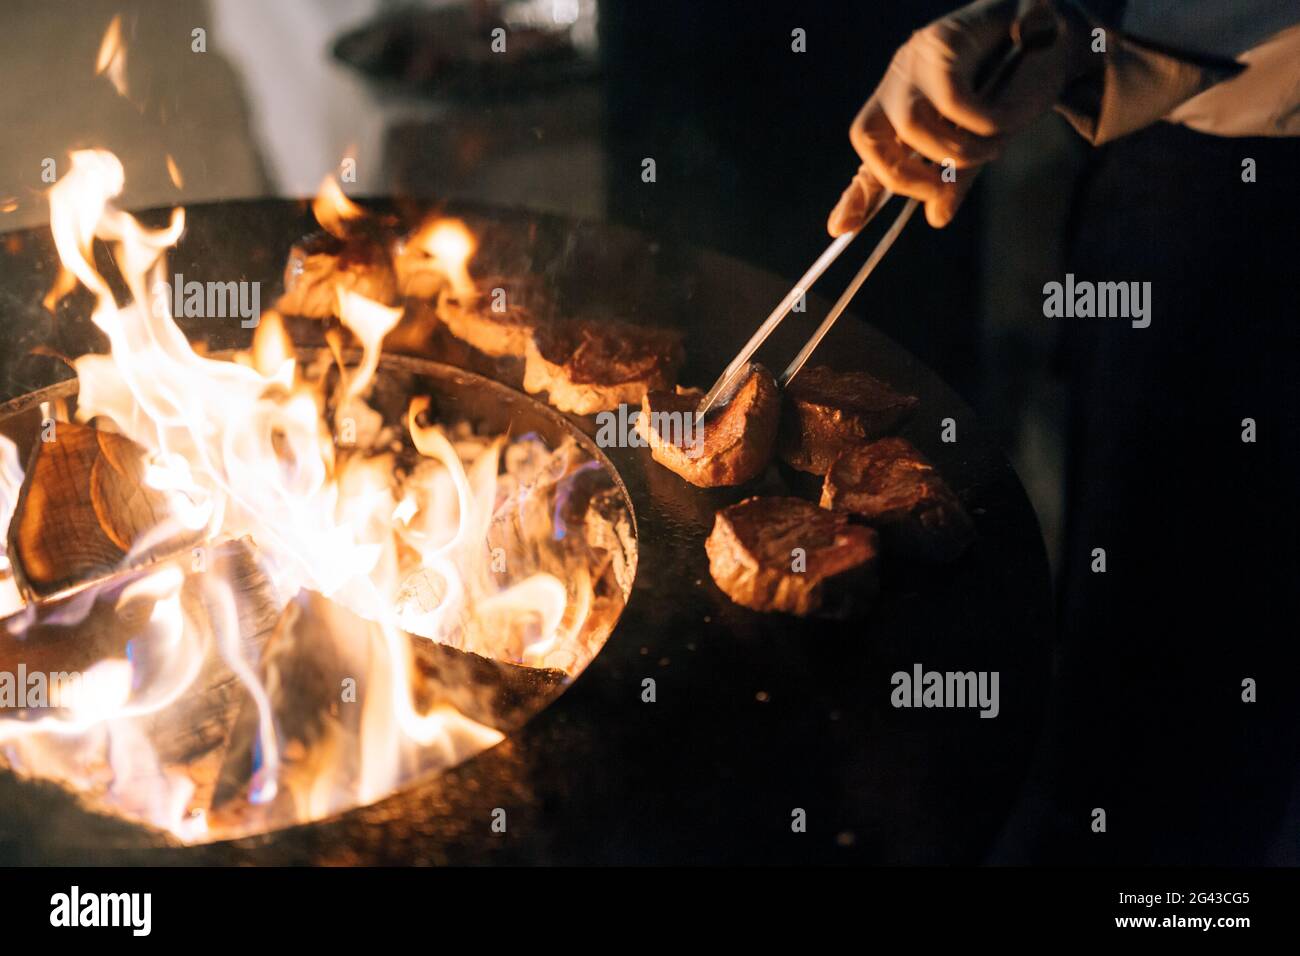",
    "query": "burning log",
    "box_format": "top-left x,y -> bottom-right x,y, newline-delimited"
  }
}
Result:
210,590 -> 376,821
7,422 -> 204,601
0,539 -> 281,820
408,631 -> 569,732
0,573 -> 151,676
150,542 -> 281,783
583,485 -> 638,600
211,589 -> 566,831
